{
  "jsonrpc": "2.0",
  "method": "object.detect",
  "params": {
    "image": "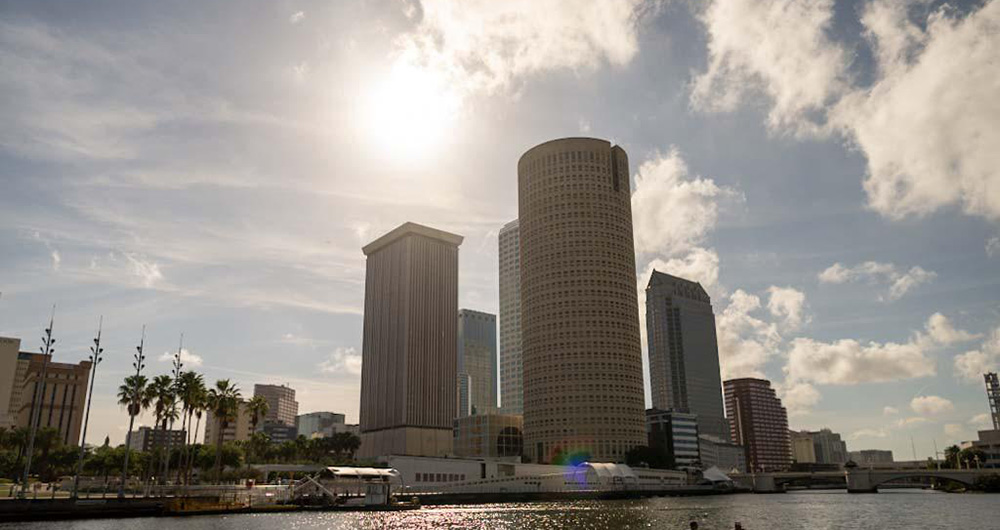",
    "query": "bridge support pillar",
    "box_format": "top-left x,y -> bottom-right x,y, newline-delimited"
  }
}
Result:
751,474 -> 783,493
846,470 -> 877,493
